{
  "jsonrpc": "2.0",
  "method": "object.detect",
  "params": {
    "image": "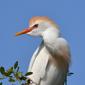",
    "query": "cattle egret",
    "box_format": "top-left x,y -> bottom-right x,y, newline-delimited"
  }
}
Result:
16,16 -> 71,85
